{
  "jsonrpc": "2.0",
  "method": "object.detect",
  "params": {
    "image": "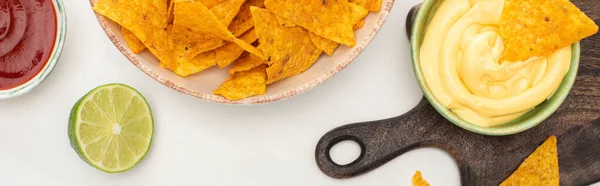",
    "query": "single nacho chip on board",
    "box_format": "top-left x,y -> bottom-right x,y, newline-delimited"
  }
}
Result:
229,53 -> 267,74
499,0 -> 598,62
121,27 -> 146,54
93,0 -> 172,66
216,29 -> 259,68
213,65 -> 268,100
500,136 -> 559,186
264,0 -> 368,47
229,0 -> 265,36
412,171 -> 430,186
251,7 -> 322,84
